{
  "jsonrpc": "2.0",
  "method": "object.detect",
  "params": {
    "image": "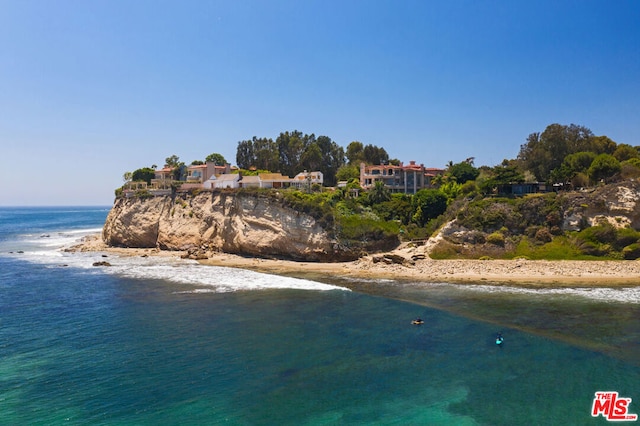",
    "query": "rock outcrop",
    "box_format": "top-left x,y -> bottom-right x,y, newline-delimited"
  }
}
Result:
103,192 -> 354,262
